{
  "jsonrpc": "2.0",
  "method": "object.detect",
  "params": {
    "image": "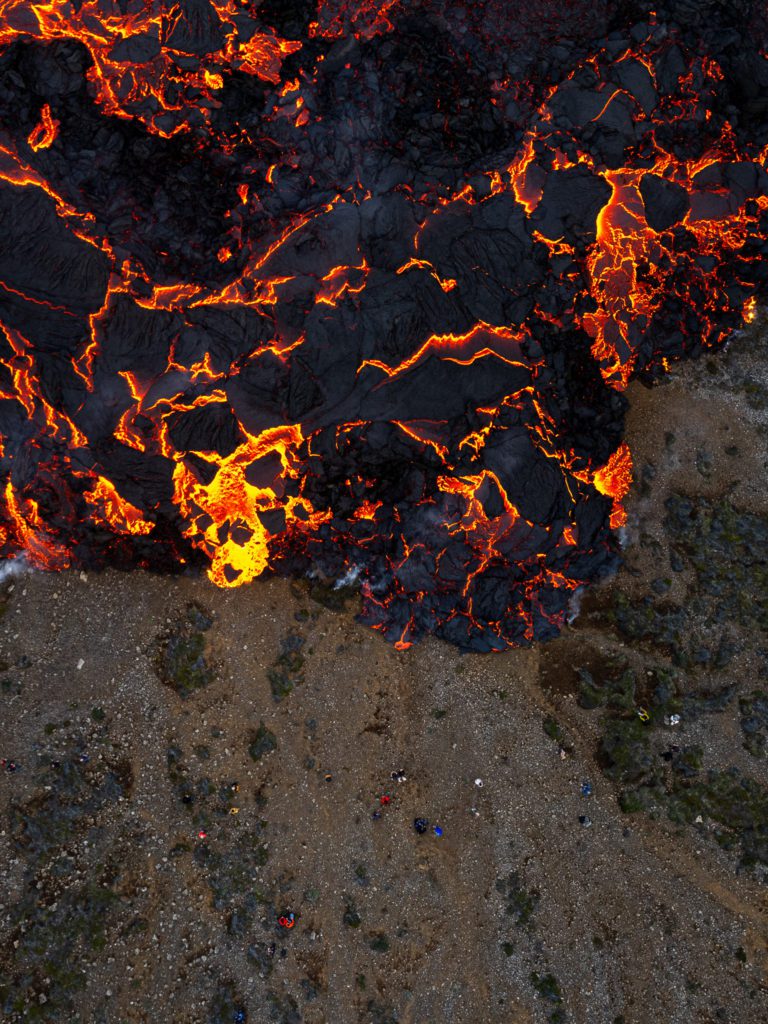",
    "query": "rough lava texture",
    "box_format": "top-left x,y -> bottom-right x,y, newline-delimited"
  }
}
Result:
0,0 -> 767,650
